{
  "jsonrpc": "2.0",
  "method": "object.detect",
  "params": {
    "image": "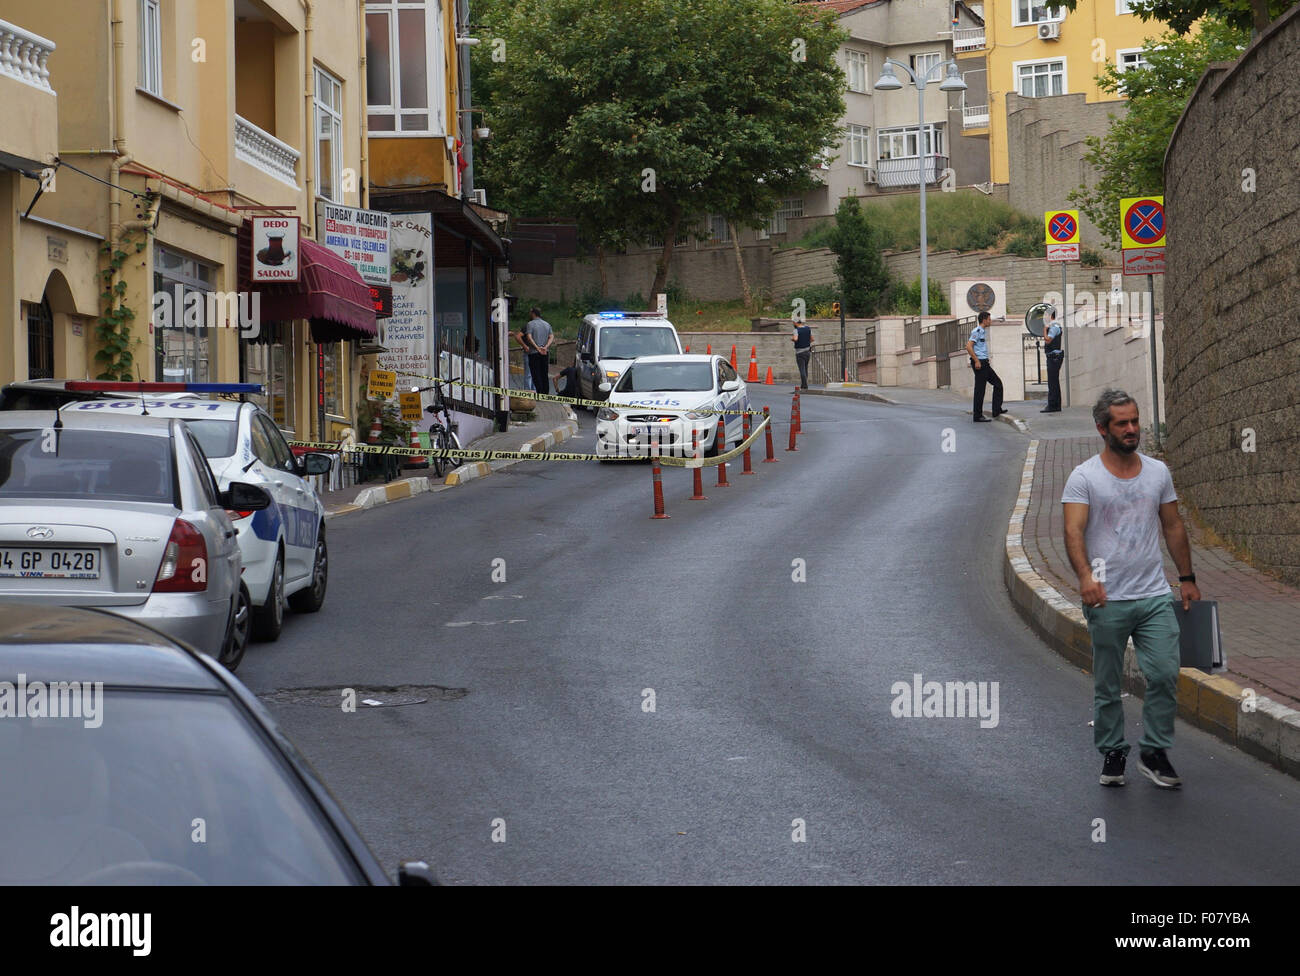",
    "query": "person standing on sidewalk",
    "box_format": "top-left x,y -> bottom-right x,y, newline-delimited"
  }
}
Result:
1042,309 -> 1063,413
523,307 -> 552,395
965,311 -> 1004,422
791,319 -> 814,390
1062,389 -> 1202,790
